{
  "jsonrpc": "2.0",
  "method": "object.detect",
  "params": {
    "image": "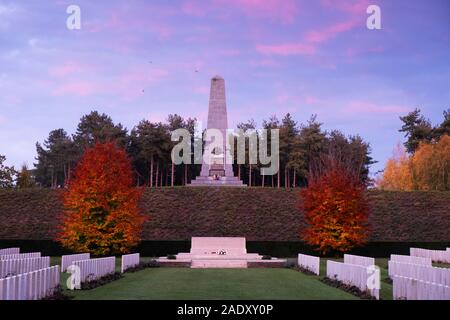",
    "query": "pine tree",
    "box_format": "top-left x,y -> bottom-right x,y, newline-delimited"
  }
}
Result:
0,155 -> 17,188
